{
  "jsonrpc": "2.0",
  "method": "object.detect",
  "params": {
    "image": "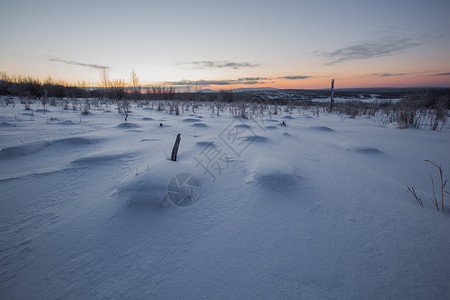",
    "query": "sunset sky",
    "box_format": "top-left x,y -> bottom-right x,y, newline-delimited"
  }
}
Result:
1,0 -> 449,89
